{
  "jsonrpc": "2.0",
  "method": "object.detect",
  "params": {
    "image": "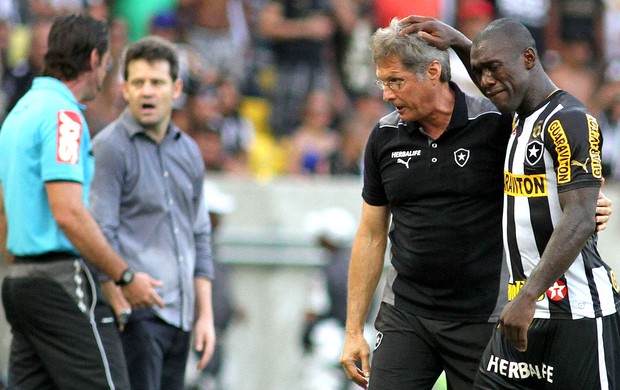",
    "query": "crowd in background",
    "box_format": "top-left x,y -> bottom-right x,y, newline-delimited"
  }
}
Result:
0,0 -> 620,181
